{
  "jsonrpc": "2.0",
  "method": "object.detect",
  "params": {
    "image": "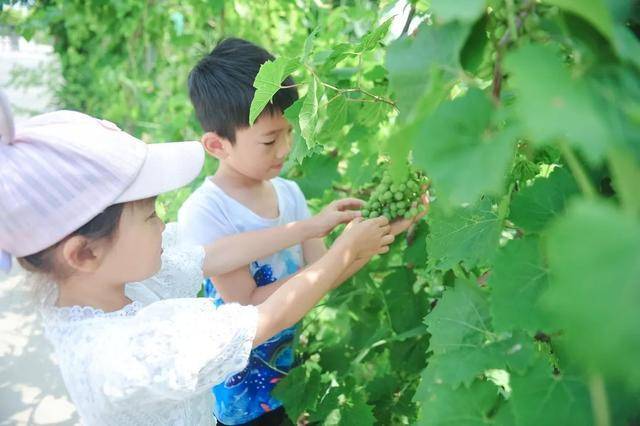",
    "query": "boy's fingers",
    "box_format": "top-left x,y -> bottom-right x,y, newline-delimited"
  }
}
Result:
334,198 -> 366,210
381,234 -> 394,245
339,210 -> 361,223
